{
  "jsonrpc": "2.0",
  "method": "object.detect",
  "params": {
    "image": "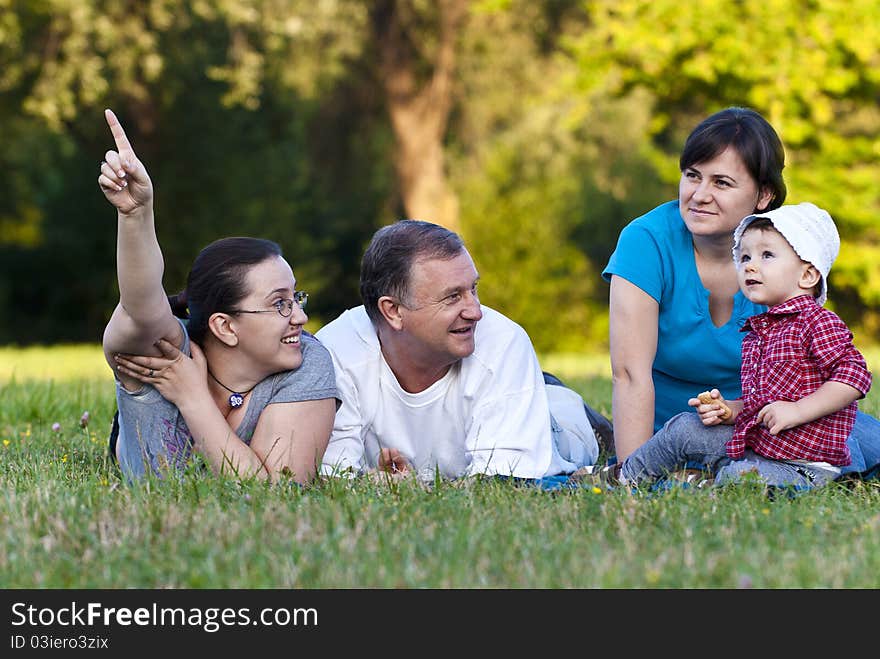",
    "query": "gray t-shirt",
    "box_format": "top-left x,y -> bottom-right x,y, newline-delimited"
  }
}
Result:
115,318 -> 338,482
